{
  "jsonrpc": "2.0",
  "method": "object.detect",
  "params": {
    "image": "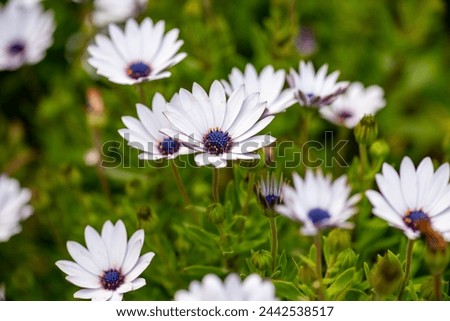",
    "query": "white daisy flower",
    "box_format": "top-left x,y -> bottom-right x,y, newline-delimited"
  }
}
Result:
8,0 -> 41,8
0,174 -> 33,242
162,81 -> 276,168
276,170 -> 360,236
174,273 -> 277,301
221,64 -> 296,115
56,220 -> 155,301
119,93 -> 191,160
287,61 -> 348,108
257,172 -> 285,210
0,1 -> 55,71
320,82 -> 386,128
92,0 -> 147,27
366,157 -> 450,240
87,18 -> 187,85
